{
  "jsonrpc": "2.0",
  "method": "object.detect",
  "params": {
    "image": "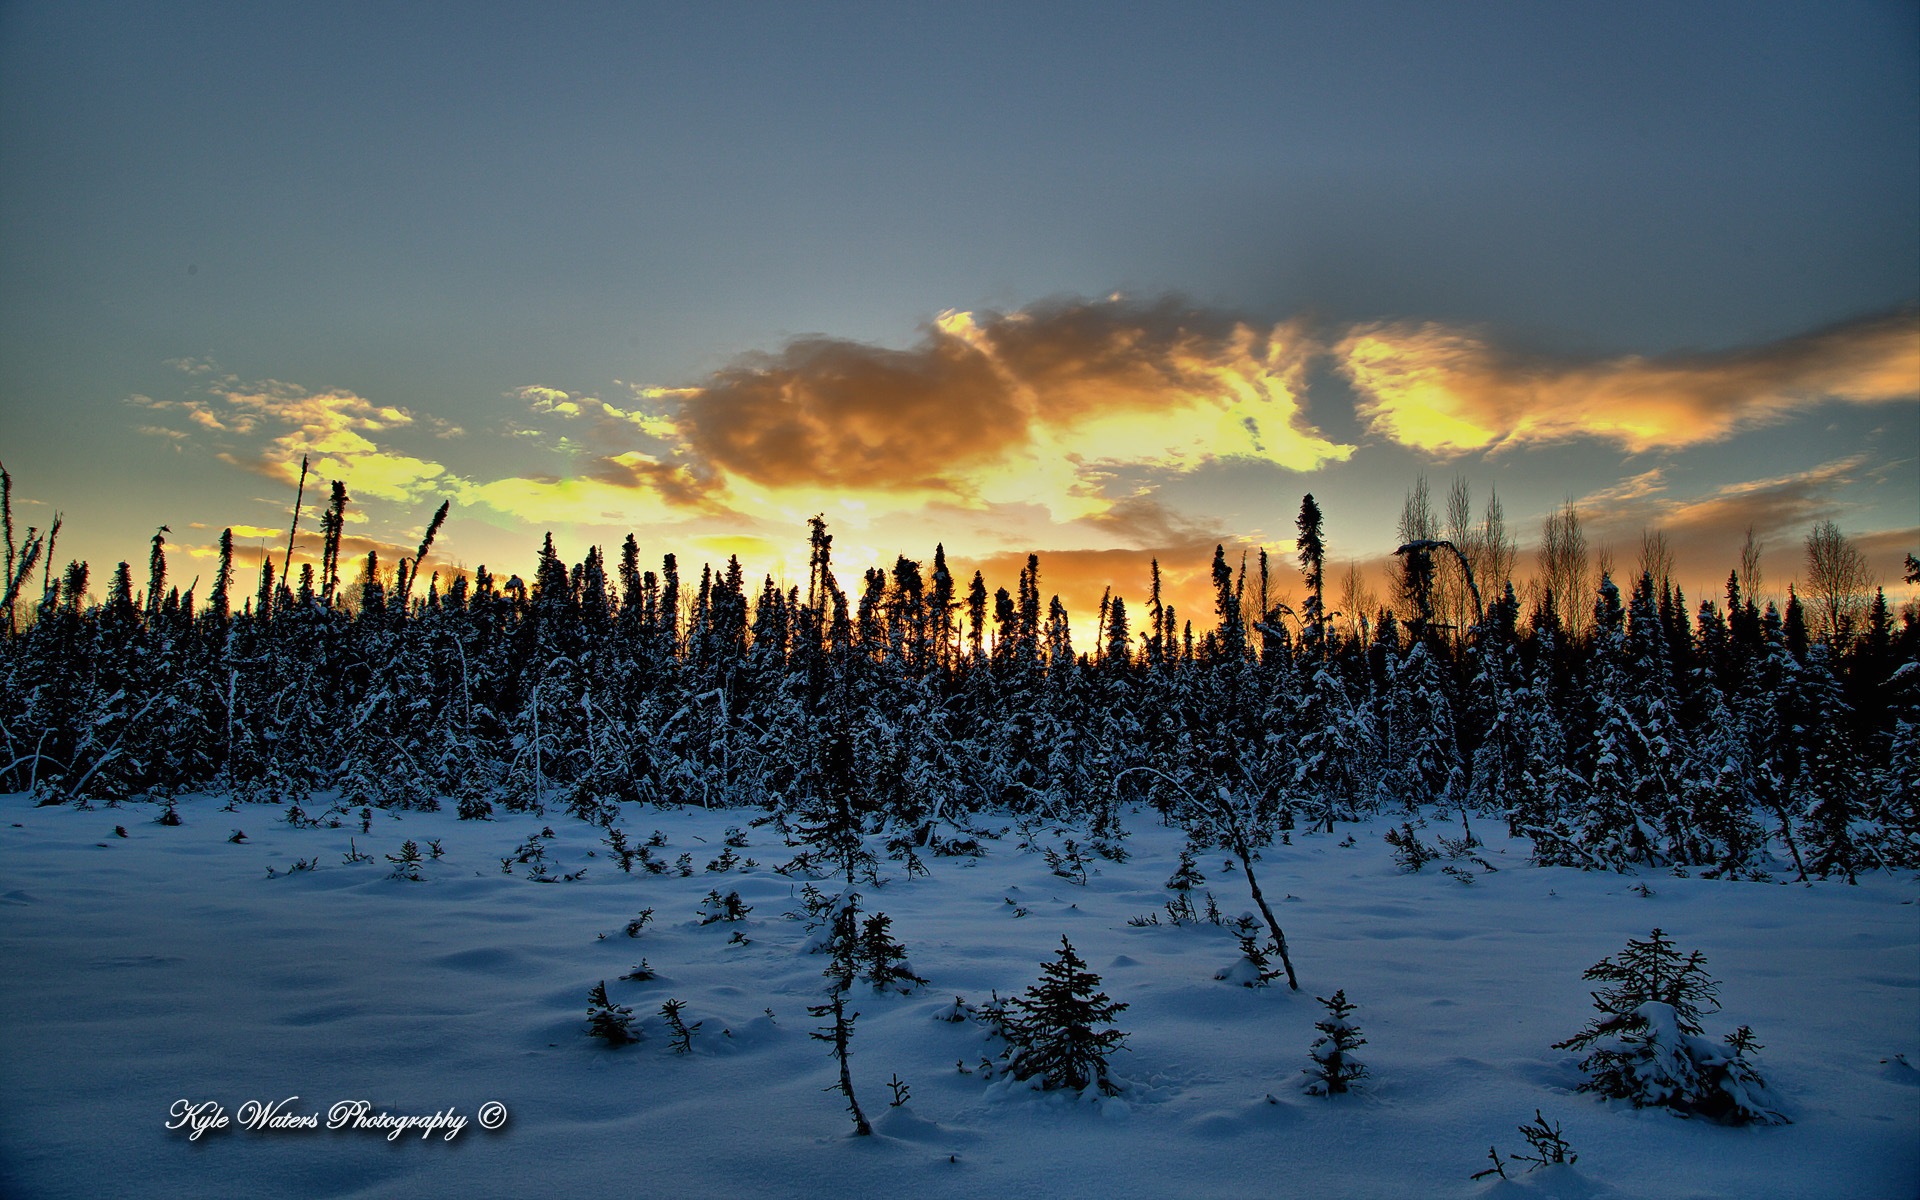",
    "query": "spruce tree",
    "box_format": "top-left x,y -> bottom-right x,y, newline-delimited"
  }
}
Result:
586,981 -> 638,1046
1002,936 -> 1129,1095
1296,493 -> 1326,657
1303,989 -> 1368,1096
1553,929 -> 1784,1124
808,901 -> 873,1135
